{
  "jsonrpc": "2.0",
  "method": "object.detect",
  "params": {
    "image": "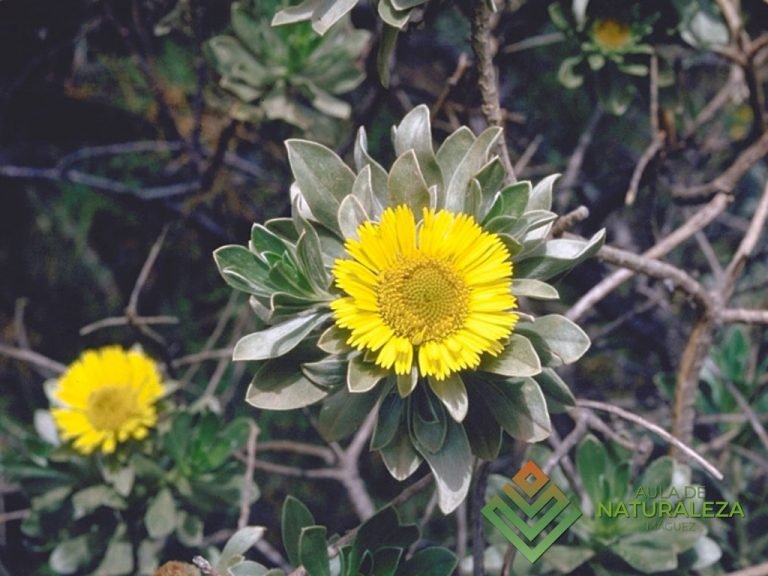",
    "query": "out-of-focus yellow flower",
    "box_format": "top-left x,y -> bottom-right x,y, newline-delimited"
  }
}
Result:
51,346 -> 164,455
